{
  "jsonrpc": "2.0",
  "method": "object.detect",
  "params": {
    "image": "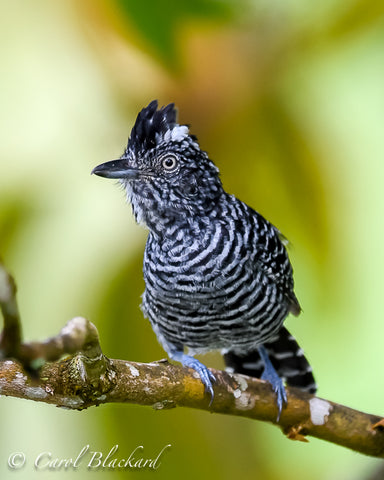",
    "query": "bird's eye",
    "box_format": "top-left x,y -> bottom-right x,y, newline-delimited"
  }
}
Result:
161,154 -> 179,172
